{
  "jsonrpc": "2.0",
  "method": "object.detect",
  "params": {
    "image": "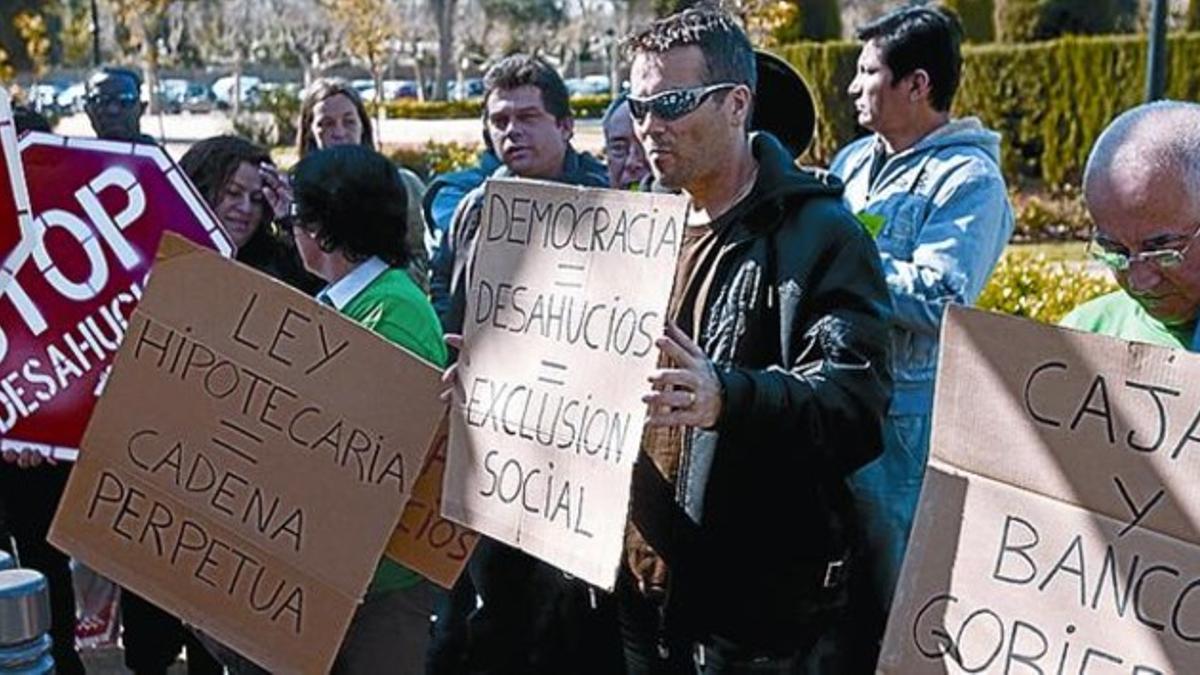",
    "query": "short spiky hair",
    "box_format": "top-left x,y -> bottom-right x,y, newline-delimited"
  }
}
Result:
483,54 -> 571,121
625,7 -> 757,92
